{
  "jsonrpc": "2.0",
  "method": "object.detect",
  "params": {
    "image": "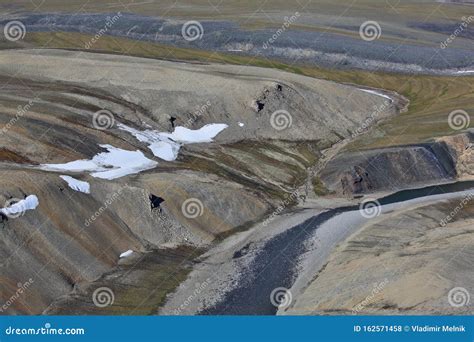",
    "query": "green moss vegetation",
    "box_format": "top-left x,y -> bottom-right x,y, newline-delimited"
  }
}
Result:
312,177 -> 330,196
47,246 -> 200,315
